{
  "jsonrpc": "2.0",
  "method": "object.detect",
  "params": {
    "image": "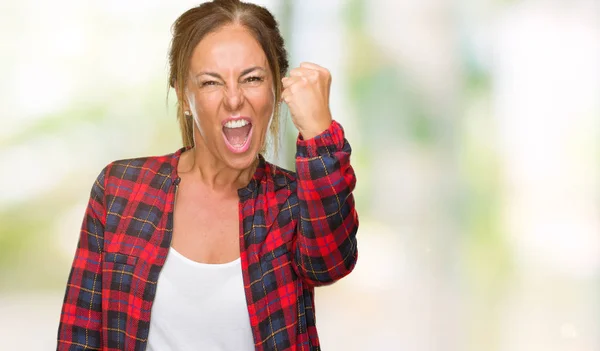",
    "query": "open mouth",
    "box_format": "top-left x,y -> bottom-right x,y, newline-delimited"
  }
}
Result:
222,118 -> 253,153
